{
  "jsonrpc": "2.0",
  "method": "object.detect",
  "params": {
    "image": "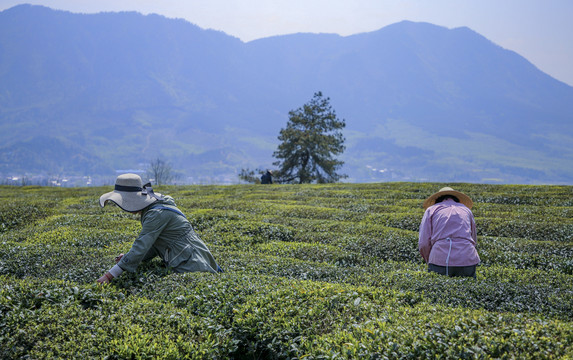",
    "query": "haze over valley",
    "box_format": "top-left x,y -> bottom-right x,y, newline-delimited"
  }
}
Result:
1,5 -> 572,185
